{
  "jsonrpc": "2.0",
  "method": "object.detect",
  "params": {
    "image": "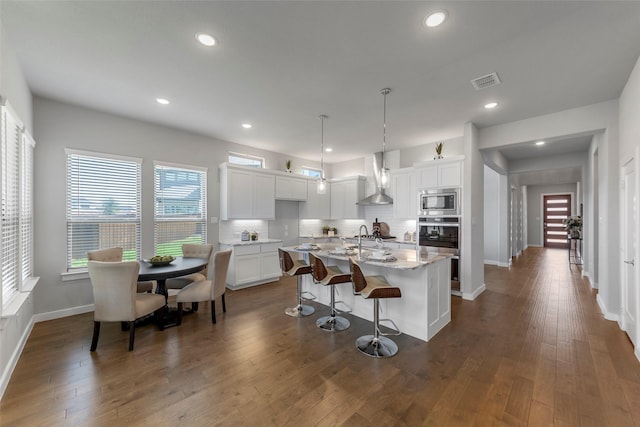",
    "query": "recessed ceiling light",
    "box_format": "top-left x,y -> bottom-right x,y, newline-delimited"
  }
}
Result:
424,10 -> 448,28
156,98 -> 170,105
241,123 -> 252,129
535,140 -> 545,146
484,102 -> 499,109
325,148 -> 333,152
195,32 -> 216,47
